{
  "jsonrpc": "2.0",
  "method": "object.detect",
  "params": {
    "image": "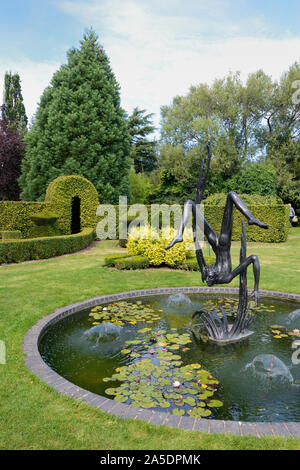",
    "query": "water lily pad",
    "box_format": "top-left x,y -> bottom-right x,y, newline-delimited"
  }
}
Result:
120,349 -> 131,354
184,396 -> 196,406
207,399 -> 223,408
105,388 -> 118,395
172,408 -> 185,416
188,408 -> 212,418
114,395 -> 128,403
